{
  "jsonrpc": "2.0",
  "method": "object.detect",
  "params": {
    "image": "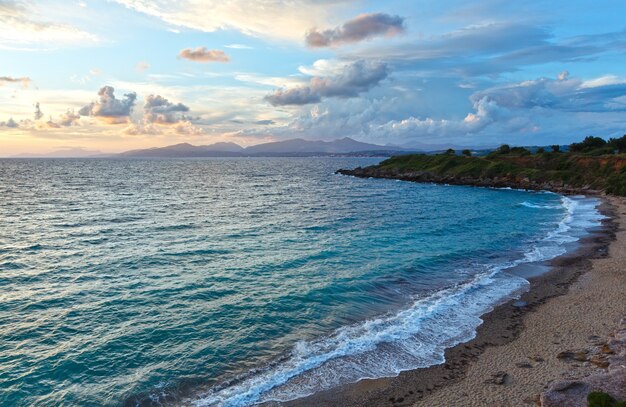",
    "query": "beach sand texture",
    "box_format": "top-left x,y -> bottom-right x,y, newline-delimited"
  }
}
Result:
417,197 -> 626,406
